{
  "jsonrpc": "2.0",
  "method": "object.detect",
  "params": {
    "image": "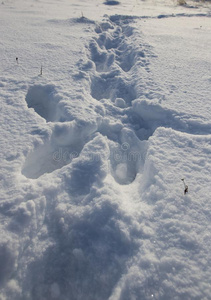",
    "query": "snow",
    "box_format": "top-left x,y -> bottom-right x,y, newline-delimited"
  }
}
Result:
0,0 -> 211,299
